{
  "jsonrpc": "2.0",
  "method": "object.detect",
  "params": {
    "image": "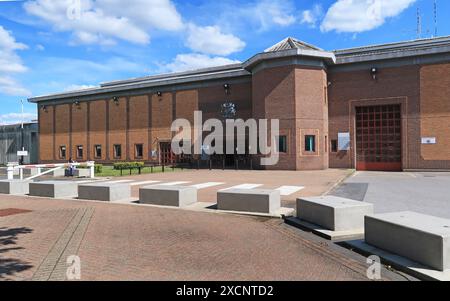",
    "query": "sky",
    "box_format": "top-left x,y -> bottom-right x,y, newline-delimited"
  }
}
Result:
0,0 -> 449,125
